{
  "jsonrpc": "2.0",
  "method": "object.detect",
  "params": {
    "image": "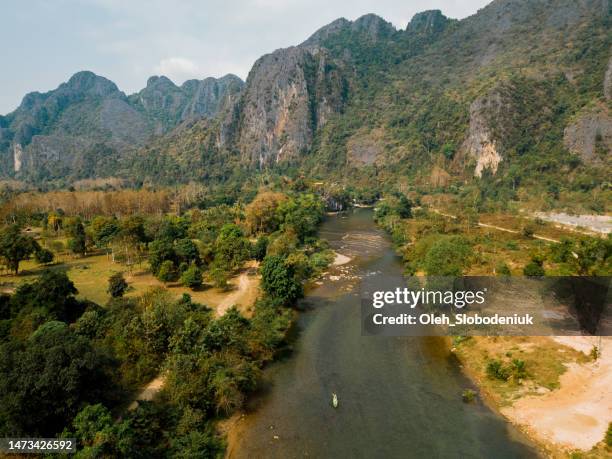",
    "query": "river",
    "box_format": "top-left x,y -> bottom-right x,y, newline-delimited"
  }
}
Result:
229,208 -> 538,458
